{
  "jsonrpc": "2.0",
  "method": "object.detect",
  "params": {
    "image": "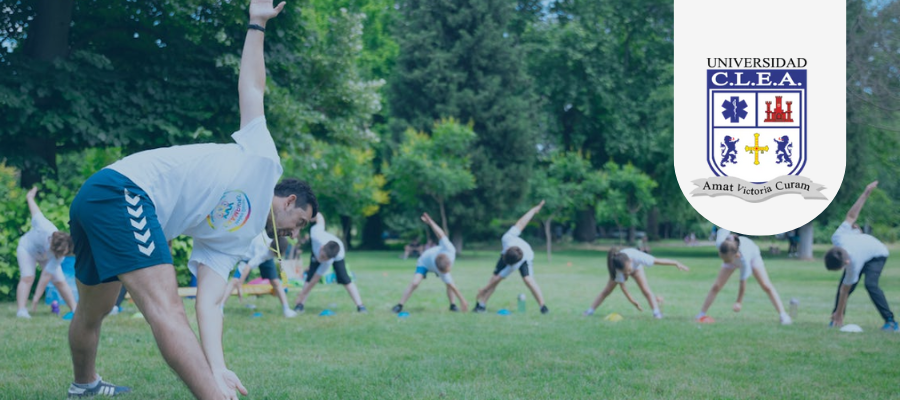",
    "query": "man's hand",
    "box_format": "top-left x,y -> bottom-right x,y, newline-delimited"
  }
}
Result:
865,181 -> 879,193
215,369 -> 248,399
533,200 -> 545,213
632,301 -> 643,312
732,302 -> 742,313
249,0 -> 286,26
26,187 -> 37,201
421,213 -> 434,225
460,300 -> 469,312
675,262 -> 689,272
